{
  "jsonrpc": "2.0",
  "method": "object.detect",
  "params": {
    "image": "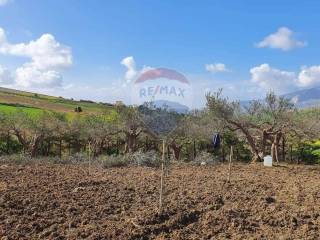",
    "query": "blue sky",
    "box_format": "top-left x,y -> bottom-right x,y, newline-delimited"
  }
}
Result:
1,0 -> 320,107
